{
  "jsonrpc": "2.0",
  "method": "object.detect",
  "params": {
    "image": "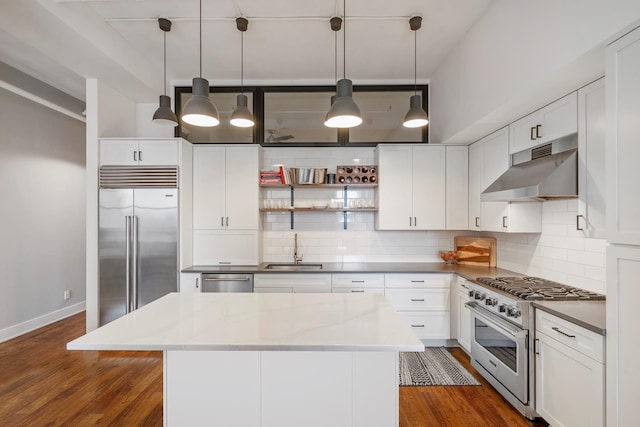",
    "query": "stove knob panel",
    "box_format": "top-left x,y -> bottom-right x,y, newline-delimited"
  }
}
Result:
485,297 -> 498,306
498,304 -> 507,313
